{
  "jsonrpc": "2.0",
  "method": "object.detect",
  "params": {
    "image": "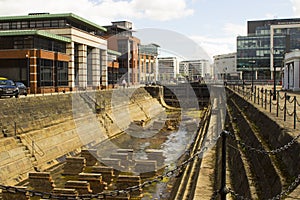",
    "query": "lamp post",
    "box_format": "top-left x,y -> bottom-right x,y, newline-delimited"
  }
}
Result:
26,54 -> 30,88
273,65 -> 277,100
